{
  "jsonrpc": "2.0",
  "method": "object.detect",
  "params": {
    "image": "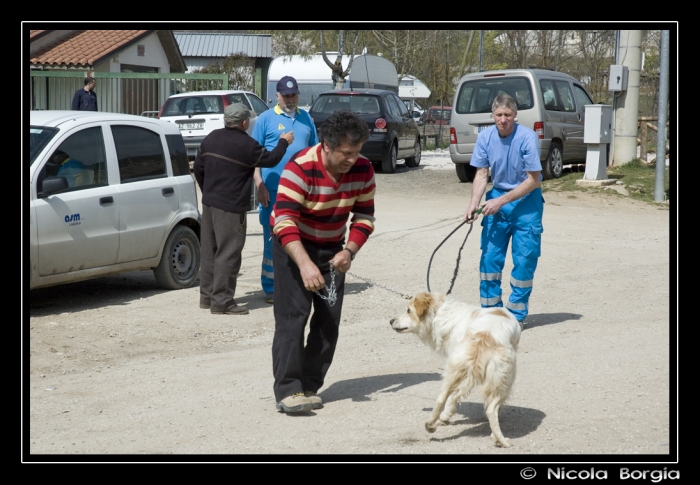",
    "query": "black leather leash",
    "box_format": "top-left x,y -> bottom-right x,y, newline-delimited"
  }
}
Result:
426,208 -> 482,295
